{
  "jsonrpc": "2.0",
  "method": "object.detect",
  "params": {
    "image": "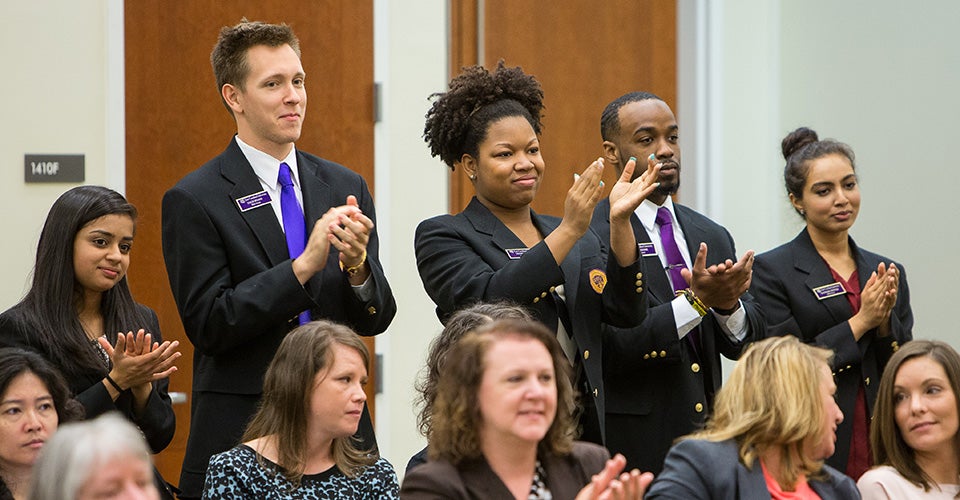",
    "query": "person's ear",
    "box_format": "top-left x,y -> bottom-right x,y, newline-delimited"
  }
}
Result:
602,141 -> 621,171
459,154 -> 478,181
222,84 -> 243,114
789,193 -> 805,216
